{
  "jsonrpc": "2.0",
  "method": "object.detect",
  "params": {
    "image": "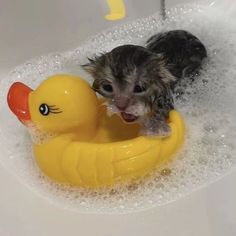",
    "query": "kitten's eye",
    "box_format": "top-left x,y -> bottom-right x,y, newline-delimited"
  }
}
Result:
102,84 -> 113,93
133,85 -> 146,93
39,104 -> 50,116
